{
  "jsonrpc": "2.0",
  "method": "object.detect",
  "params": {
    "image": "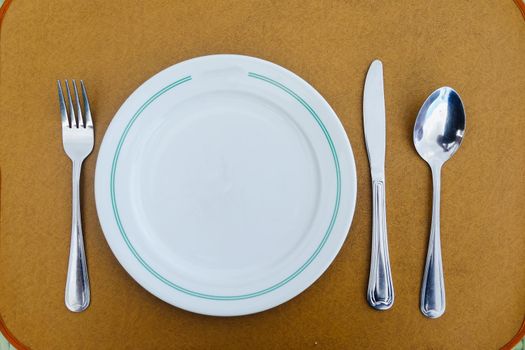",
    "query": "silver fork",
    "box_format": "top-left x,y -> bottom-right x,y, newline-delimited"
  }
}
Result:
57,80 -> 93,312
